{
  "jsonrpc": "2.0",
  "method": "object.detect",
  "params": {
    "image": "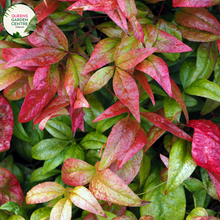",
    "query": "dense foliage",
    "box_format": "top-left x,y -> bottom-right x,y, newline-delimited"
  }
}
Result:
1,0 -> 220,219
